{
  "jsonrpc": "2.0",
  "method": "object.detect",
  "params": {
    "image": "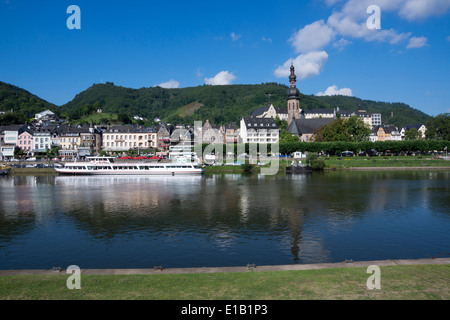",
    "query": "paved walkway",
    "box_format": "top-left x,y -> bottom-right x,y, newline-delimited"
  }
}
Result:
1,258 -> 449,276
